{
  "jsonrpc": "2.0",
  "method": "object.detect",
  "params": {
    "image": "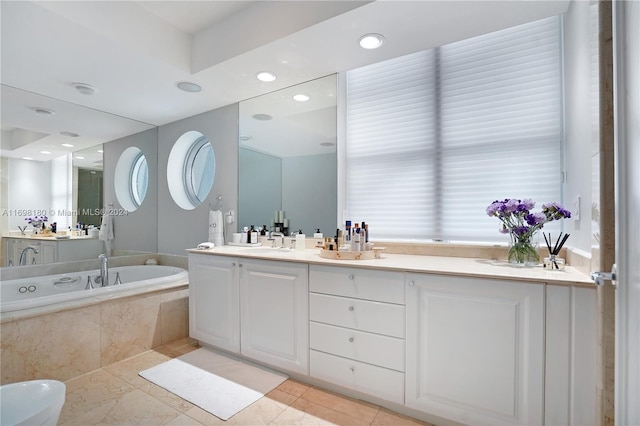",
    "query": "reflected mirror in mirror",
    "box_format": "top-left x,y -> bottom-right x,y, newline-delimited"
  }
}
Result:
238,74 -> 337,236
73,144 -> 104,227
